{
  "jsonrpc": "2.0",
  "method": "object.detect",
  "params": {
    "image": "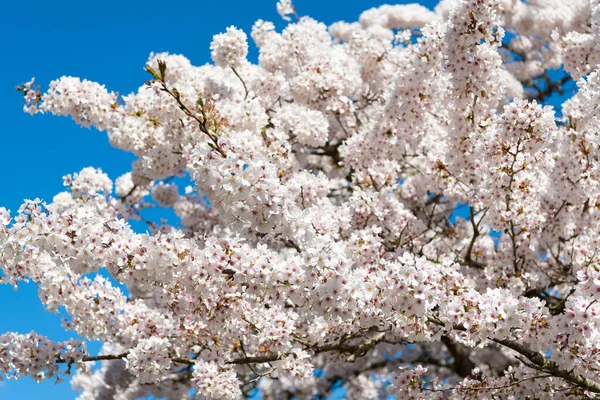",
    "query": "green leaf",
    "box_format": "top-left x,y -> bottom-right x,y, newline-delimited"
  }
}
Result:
157,59 -> 167,79
144,65 -> 160,80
